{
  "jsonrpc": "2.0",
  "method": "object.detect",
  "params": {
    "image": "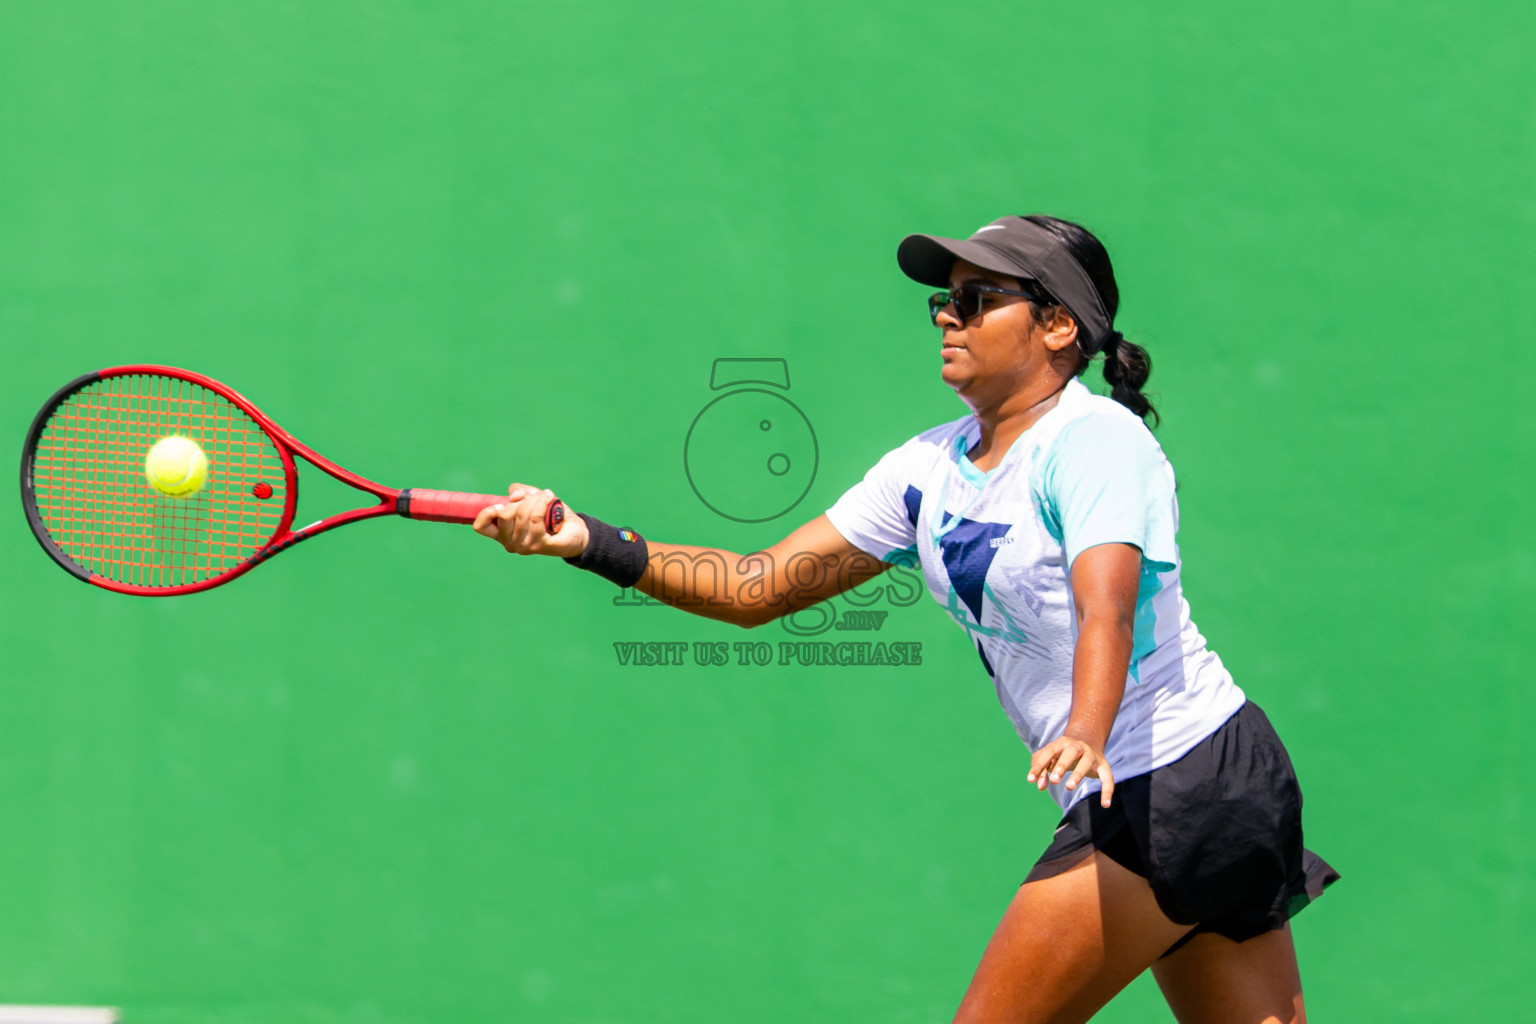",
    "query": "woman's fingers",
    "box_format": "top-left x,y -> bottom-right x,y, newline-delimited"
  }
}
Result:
1054,745 -> 1085,785
514,500 -> 545,551
518,489 -> 552,543
1029,741 -> 1074,788
1063,749 -> 1094,789
471,484 -> 583,558
1027,739 -> 1114,804
468,487 -> 537,552
1027,747 -> 1053,786
472,504 -> 500,536
525,491 -> 562,547
480,487 -> 558,554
